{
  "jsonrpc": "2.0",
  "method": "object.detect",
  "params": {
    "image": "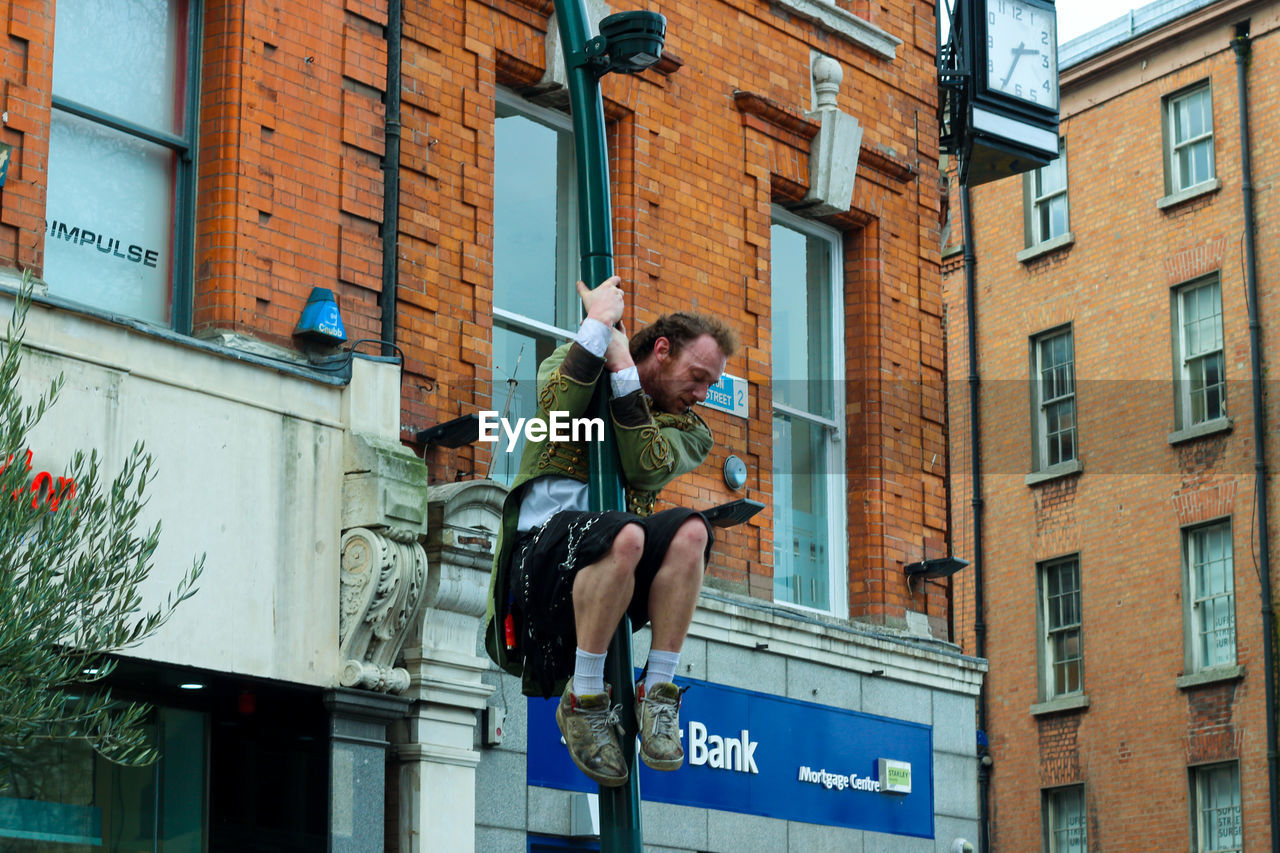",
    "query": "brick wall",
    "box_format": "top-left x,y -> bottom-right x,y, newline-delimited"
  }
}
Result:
0,0 -> 949,630
944,4 -> 1280,849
